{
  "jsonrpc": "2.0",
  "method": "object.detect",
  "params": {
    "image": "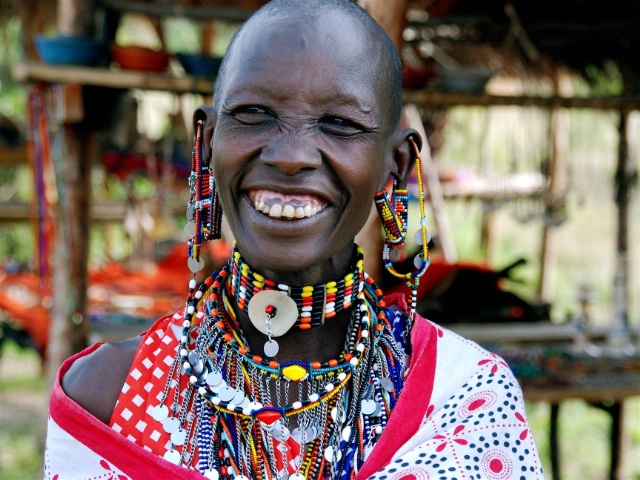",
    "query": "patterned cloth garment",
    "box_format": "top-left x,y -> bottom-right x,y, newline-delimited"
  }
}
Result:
44,294 -> 542,479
